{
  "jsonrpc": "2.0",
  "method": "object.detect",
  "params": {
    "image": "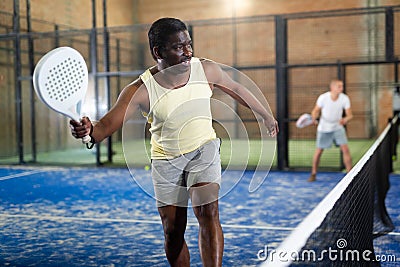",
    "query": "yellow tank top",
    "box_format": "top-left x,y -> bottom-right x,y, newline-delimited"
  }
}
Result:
140,57 -> 217,159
